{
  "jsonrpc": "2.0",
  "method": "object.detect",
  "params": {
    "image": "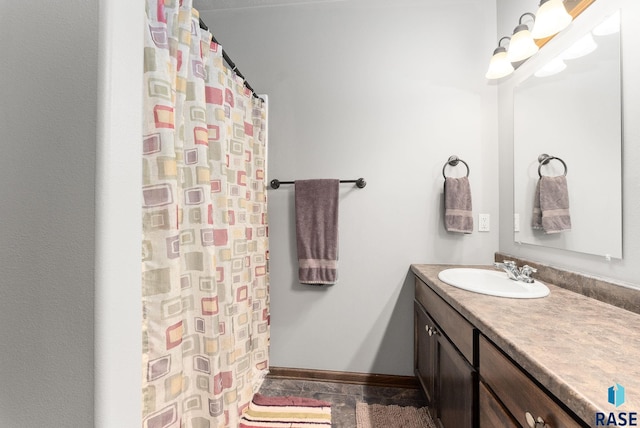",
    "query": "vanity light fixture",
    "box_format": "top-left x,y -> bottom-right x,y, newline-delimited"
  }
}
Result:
506,13 -> 539,63
530,0 -> 573,39
485,36 -> 514,79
